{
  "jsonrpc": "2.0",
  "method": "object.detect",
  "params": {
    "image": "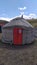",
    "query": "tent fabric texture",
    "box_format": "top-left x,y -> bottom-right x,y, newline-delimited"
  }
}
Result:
3,17 -> 33,28
2,17 -> 35,45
